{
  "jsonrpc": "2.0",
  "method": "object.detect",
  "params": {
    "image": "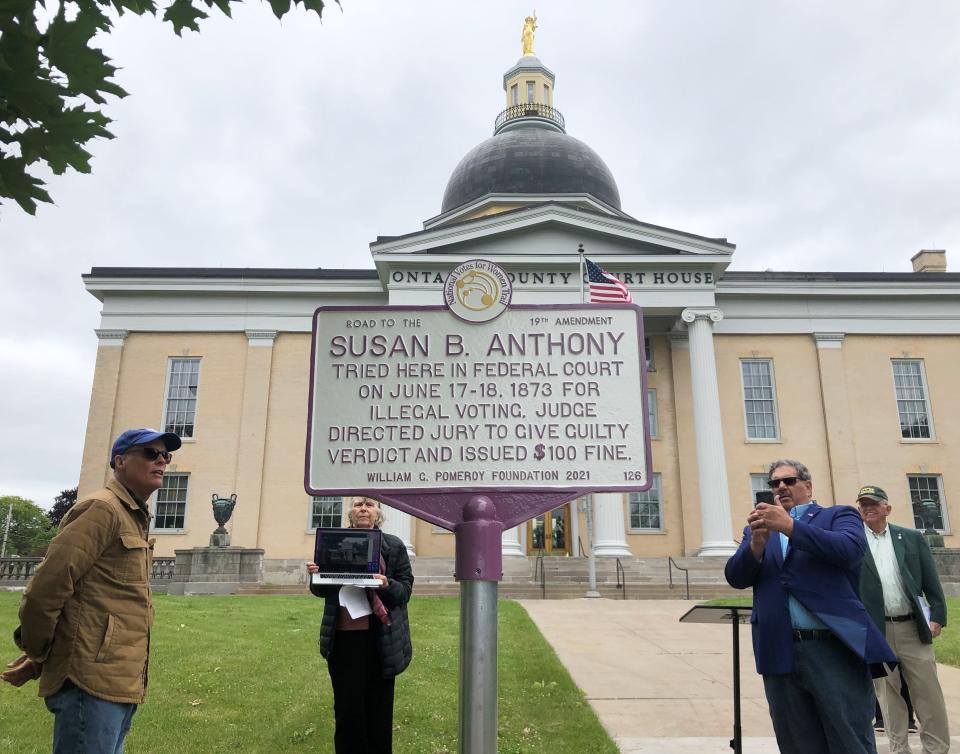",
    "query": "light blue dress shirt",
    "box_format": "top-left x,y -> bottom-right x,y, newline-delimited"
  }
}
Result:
780,502 -> 828,630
